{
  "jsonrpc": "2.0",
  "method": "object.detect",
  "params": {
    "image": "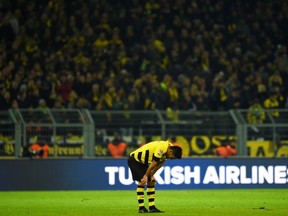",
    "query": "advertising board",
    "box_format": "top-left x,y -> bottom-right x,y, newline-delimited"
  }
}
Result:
0,158 -> 287,191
